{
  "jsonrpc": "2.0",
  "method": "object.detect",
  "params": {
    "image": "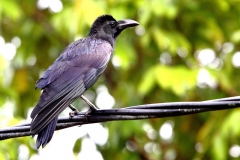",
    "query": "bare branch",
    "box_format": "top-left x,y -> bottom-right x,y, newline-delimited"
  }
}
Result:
1,96 -> 240,140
